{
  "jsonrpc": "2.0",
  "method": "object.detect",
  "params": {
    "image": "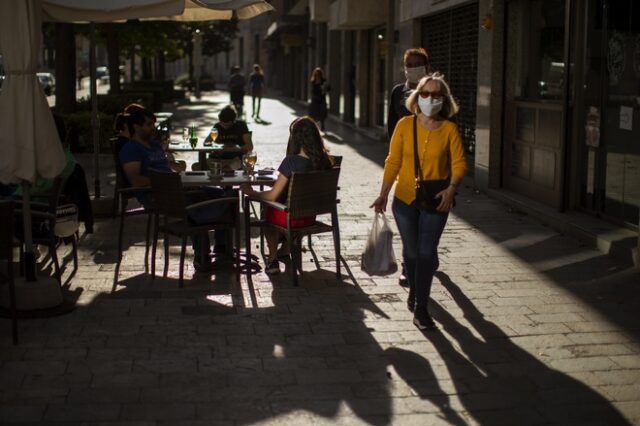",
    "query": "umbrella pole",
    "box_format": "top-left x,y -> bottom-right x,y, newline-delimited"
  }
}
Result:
21,182 -> 37,281
90,21 -> 101,198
